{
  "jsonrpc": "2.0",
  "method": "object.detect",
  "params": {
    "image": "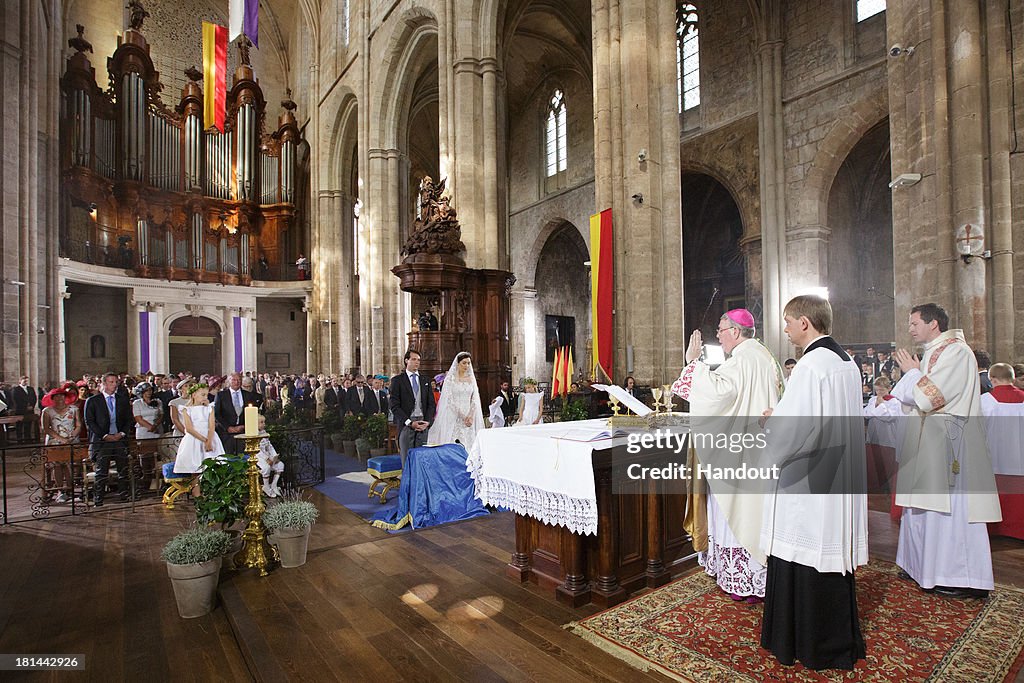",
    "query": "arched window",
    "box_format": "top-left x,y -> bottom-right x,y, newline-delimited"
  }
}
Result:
676,3 -> 700,112
545,89 -> 567,177
856,0 -> 885,22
